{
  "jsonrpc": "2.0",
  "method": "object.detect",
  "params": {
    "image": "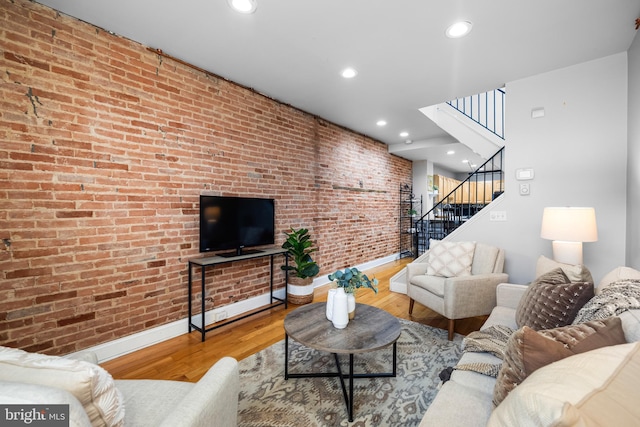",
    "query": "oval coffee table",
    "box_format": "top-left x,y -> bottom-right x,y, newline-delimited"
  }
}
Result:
283,302 -> 401,422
